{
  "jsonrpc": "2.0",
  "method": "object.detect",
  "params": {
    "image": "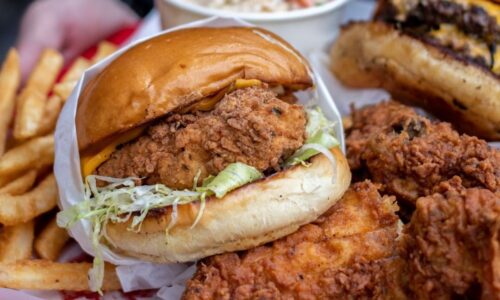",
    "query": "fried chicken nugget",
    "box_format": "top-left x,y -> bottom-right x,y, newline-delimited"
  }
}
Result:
346,101 -> 418,171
